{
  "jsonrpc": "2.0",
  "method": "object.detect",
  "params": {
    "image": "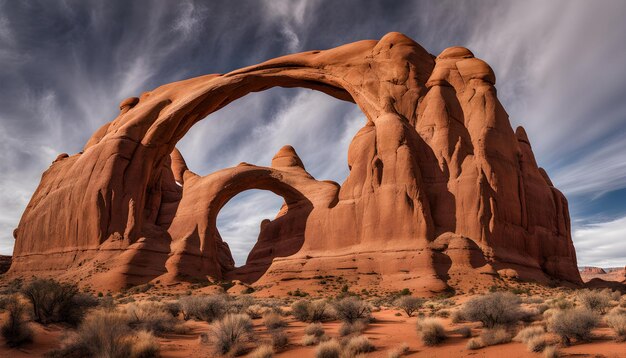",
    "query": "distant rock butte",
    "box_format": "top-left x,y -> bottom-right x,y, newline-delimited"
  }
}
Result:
9,33 -> 582,294
580,266 -> 626,284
